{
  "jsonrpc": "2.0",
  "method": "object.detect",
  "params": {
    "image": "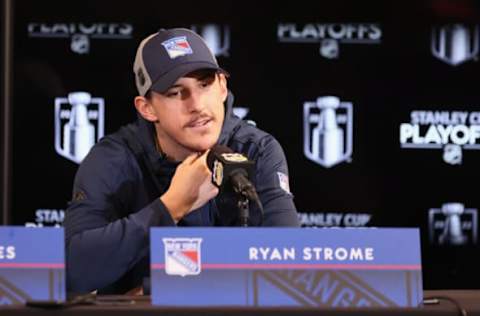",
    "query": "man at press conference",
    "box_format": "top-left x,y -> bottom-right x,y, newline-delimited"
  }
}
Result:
64,28 -> 299,295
